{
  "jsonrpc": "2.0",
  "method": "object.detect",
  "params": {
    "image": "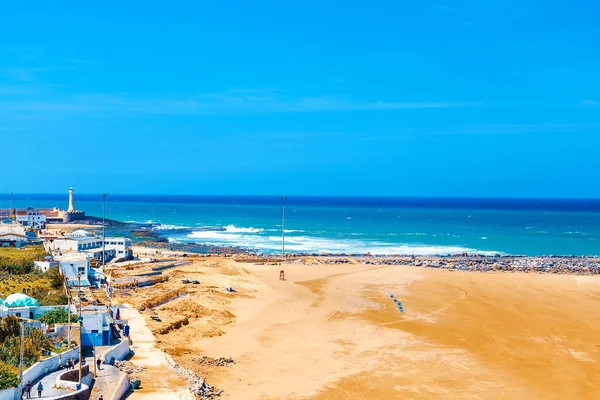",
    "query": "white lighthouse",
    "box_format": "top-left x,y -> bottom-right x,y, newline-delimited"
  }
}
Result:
63,187 -> 85,222
68,187 -> 75,212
